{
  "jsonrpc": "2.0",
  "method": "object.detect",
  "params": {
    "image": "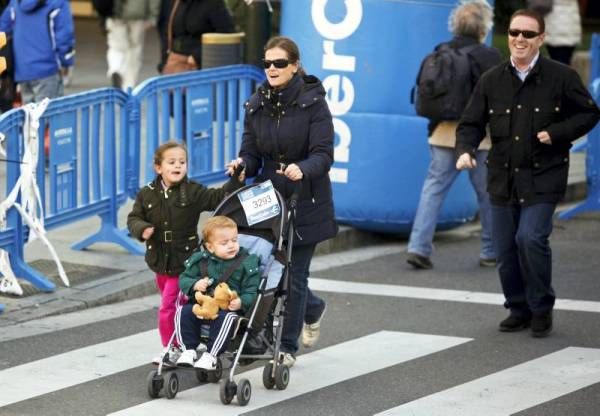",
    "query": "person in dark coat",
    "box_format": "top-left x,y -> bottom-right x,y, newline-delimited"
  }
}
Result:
456,9 -> 600,338
158,0 -> 234,72
127,140 -> 243,364
226,36 -> 337,367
